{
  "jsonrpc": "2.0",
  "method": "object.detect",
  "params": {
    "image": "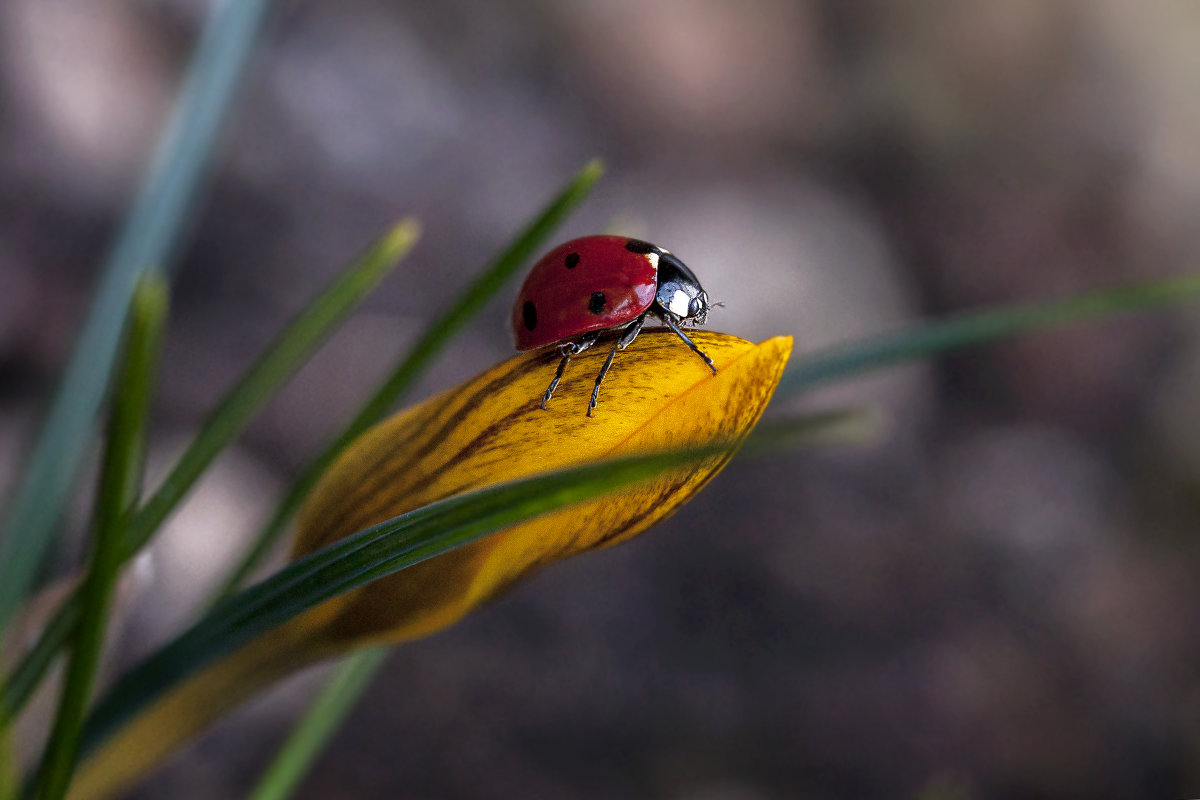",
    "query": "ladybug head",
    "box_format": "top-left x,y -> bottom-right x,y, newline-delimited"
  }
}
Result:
687,290 -> 711,326
654,253 -> 711,326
